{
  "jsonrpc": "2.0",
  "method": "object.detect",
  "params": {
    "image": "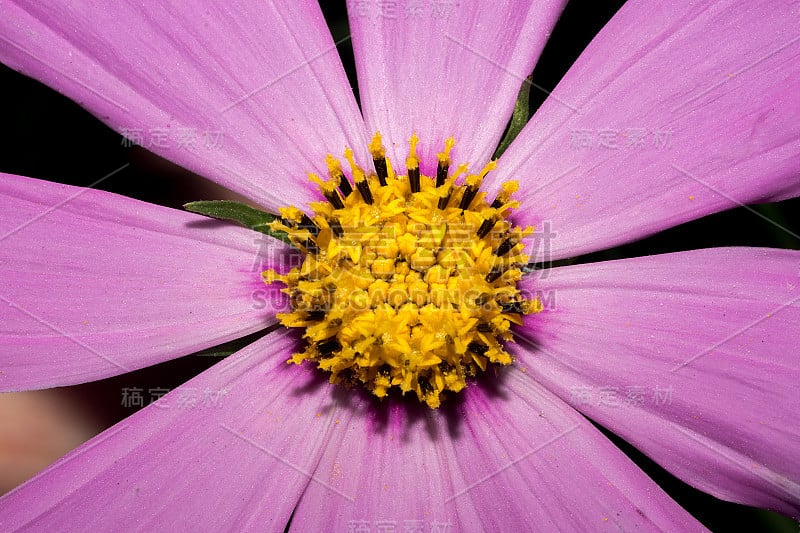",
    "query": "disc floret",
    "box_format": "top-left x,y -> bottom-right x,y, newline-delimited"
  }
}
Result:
264,133 -> 541,408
